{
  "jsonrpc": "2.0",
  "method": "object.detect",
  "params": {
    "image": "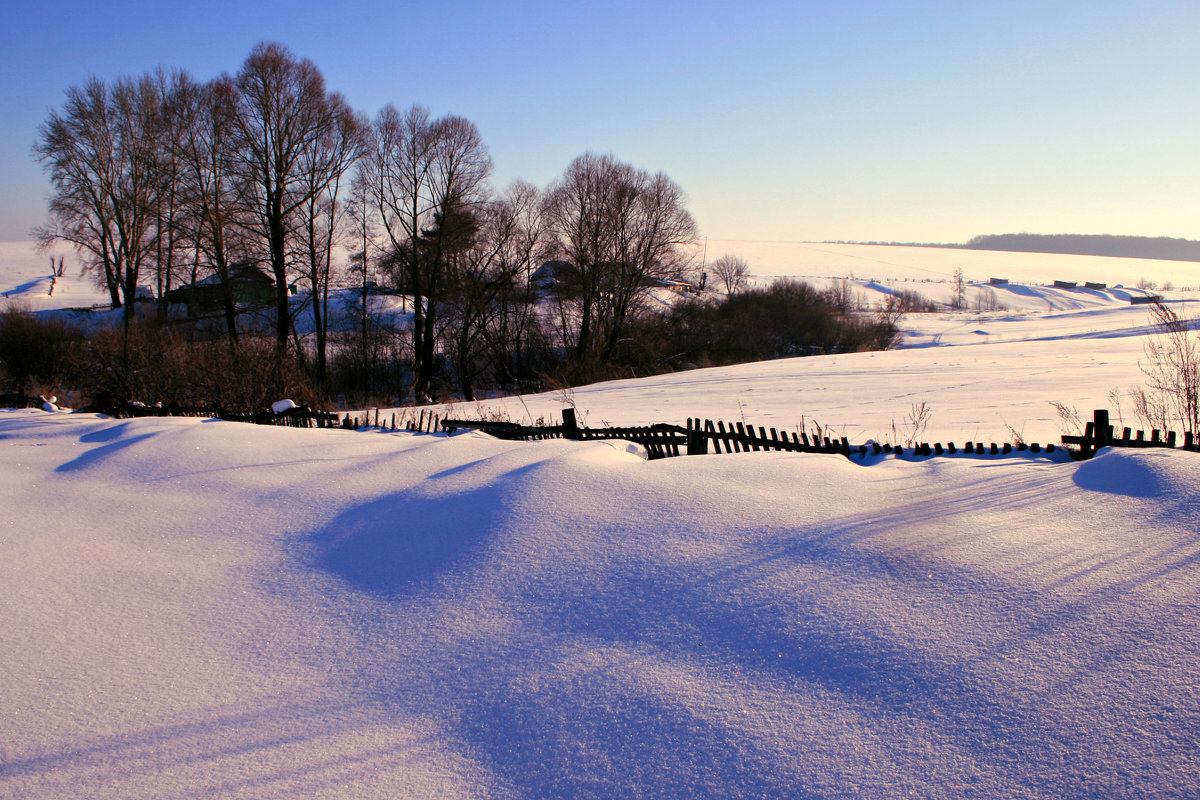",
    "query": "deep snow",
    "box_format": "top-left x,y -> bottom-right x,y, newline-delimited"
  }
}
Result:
3,412 -> 1200,799
4,240 -> 1200,798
